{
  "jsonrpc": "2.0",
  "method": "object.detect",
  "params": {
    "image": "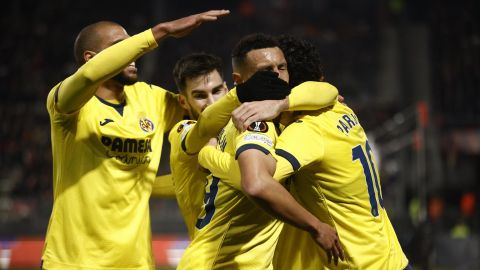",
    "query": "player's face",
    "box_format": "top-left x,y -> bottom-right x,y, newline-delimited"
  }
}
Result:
99,25 -> 138,85
242,47 -> 289,83
180,70 -> 228,120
